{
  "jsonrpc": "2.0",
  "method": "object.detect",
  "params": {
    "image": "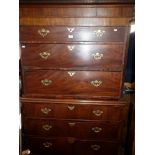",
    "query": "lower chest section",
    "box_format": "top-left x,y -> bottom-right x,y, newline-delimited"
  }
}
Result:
21,98 -> 128,155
